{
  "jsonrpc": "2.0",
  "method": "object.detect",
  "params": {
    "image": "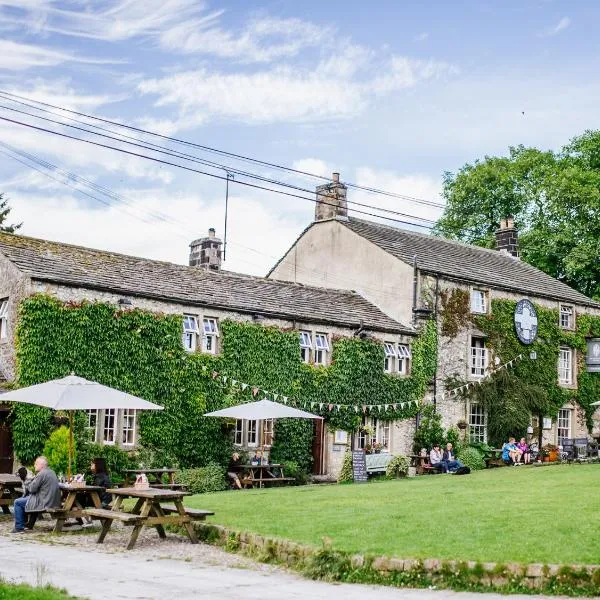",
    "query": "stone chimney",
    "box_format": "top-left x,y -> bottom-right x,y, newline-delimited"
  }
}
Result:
189,228 -> 222,271
495,216 -> 519,258
314,172 -> 348,222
